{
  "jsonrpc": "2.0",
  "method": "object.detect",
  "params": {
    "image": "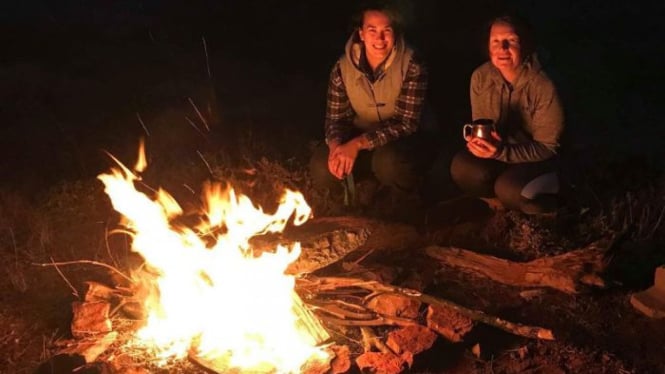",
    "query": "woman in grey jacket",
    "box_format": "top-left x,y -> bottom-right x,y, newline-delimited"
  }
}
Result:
450,14 -> 565,214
